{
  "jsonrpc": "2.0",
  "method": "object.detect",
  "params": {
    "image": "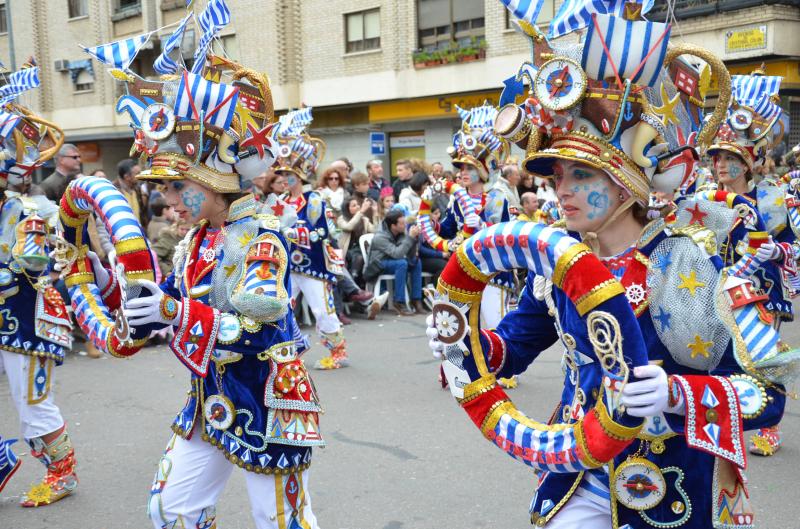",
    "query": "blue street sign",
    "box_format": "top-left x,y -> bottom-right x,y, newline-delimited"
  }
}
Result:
370,132 -> 386,155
